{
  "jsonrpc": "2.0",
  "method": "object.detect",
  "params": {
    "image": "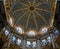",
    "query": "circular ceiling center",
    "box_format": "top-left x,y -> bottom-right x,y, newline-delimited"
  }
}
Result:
29,6 -> 34,11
